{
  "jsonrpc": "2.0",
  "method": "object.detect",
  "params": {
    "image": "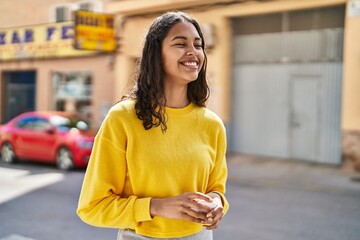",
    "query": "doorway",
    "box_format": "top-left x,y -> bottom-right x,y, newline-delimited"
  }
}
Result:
289,75 -> 320,161
2,71 -> 36,122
